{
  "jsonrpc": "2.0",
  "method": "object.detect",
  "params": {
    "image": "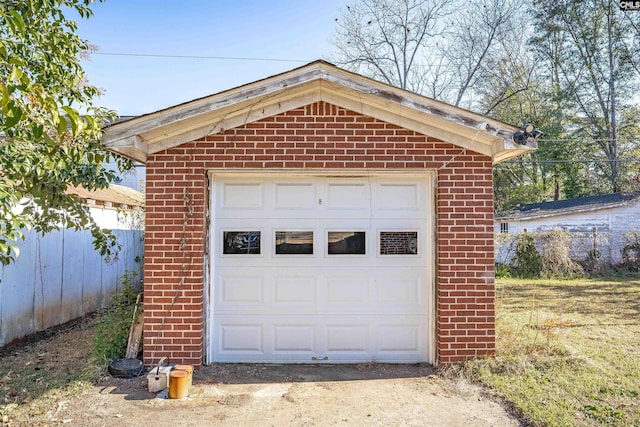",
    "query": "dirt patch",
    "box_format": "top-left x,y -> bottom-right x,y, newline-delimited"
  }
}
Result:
0,321 -> 523,426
